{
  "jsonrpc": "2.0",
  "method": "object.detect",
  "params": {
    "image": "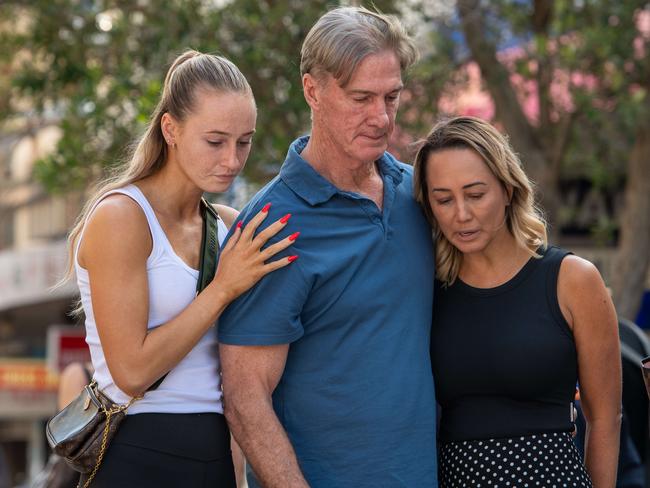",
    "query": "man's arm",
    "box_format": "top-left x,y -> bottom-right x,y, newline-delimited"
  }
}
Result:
220,343 -> 309,488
